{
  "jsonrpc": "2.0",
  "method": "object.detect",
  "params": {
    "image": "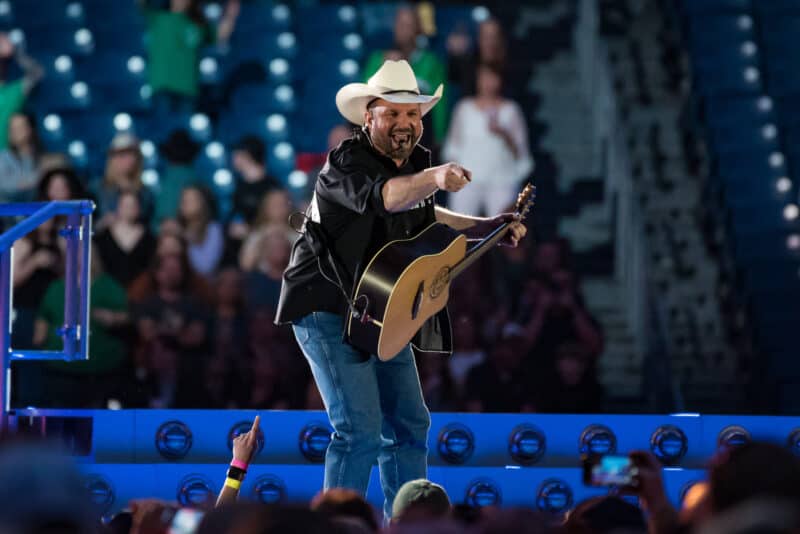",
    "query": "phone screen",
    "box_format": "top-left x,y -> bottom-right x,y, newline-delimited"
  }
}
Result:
169,509 -> 205,534
583,454 -> 637,487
